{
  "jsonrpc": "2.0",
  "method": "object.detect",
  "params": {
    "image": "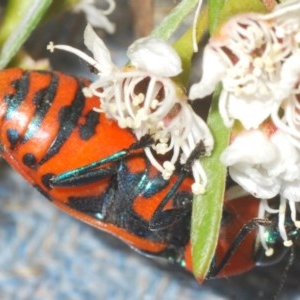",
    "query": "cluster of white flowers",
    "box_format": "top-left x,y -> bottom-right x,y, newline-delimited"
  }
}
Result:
49,0 -> 300,255
48,24 -> 214,195
73,0 -> 116,34
189,1 -> 300,253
